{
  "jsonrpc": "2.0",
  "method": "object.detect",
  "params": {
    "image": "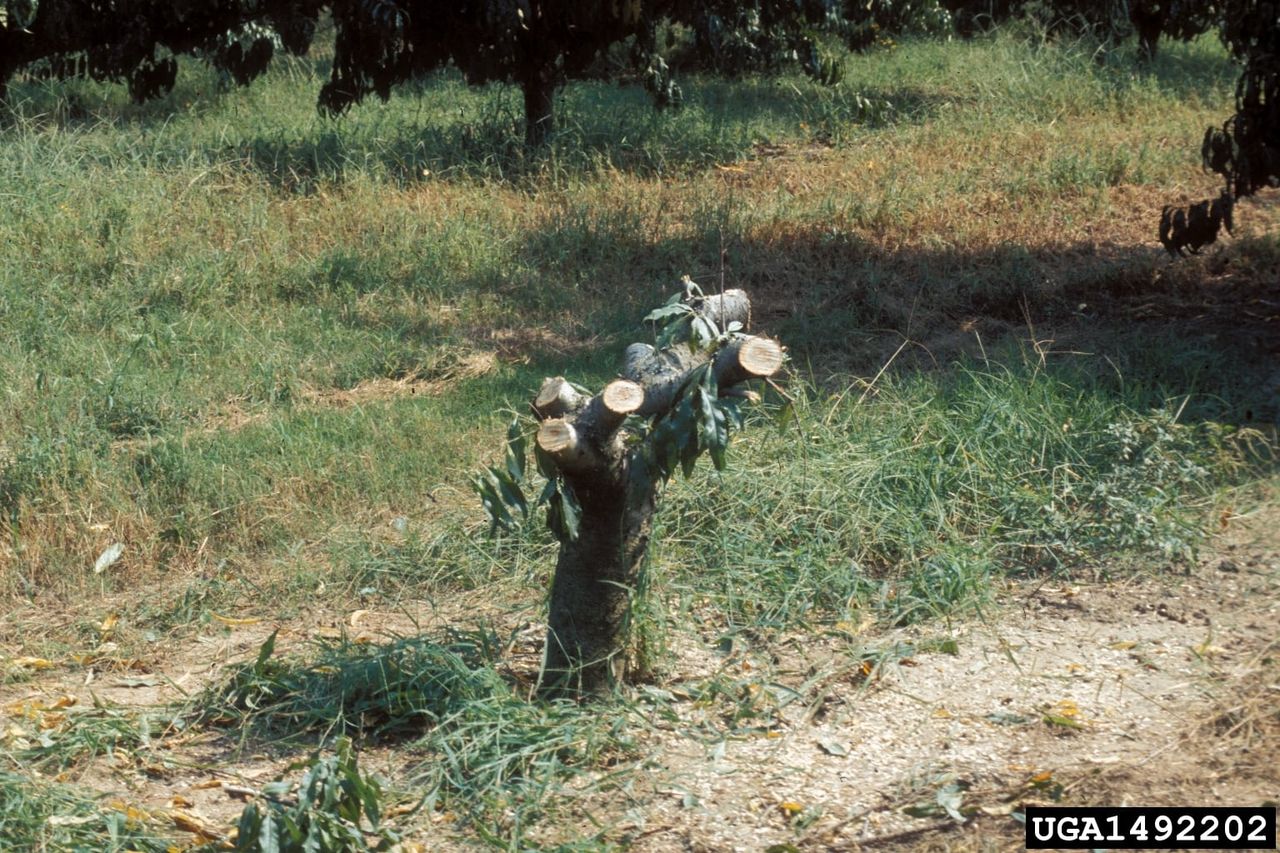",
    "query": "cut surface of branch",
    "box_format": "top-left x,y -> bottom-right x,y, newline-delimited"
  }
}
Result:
533,376 -> 583,420
715,336 -> 785,386
537,419 -> 601,472
601,379 -> 644,418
